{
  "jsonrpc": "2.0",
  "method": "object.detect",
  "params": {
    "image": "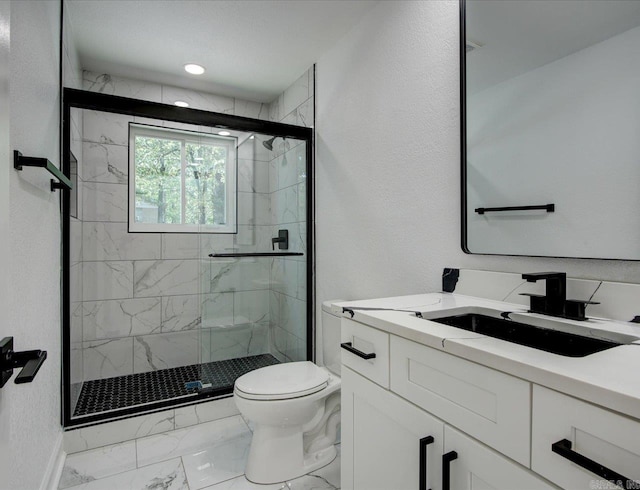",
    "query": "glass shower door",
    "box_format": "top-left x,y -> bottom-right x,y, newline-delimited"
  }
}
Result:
63,89 -> 313,426
201,131 -> 309,392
